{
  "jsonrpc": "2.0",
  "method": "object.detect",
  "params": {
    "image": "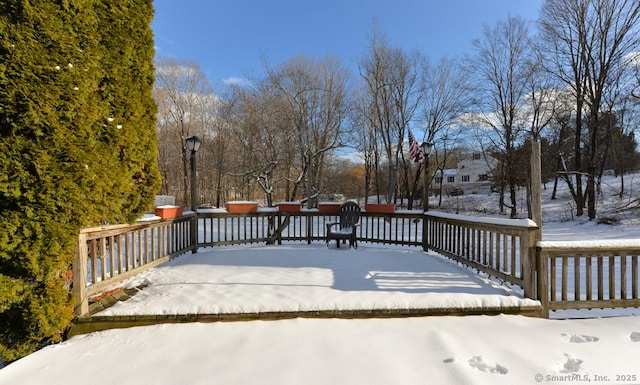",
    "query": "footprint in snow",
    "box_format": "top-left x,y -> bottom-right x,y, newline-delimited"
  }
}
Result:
561,333 -> 599,343
468,356 -> 508,375
560,354 -> 583,373
630,332 -> 640,342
